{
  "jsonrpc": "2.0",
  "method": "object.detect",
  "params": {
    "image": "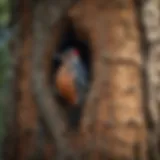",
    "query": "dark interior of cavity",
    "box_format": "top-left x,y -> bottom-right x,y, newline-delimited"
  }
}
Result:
51,22 -> 92,130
